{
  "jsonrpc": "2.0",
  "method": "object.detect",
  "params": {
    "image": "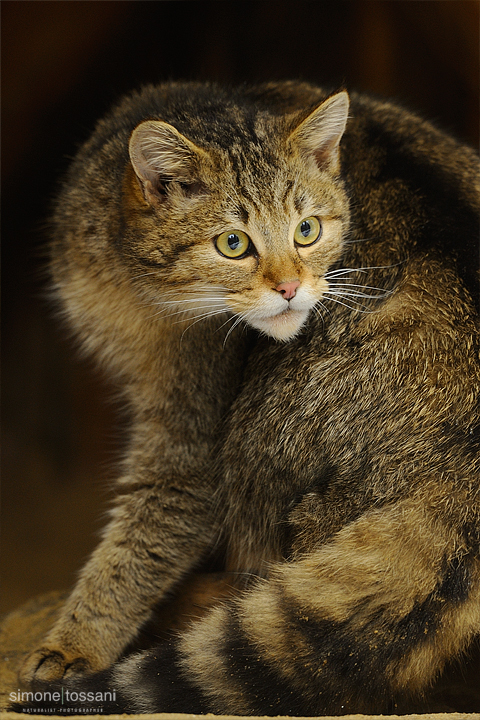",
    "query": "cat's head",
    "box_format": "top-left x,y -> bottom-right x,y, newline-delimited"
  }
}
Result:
125,91 -> 350,342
